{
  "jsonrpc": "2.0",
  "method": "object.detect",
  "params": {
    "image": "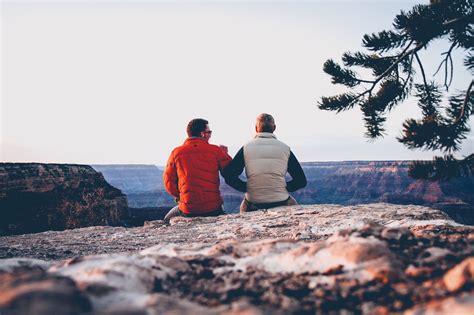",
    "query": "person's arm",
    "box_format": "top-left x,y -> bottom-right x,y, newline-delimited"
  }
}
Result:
217,145 -> 233,171
222,147 -> 247,192
163,151 -> 179,199
286,151 -> 307,192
